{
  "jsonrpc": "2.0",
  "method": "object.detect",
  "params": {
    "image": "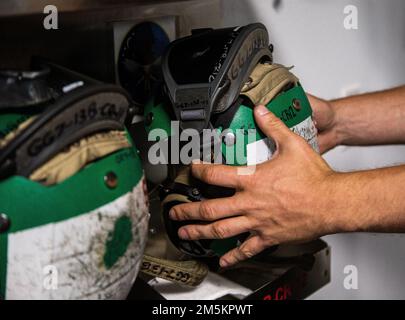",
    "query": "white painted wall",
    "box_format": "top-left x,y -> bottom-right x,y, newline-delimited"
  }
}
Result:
221,0 -> 405,299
